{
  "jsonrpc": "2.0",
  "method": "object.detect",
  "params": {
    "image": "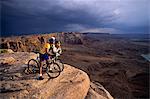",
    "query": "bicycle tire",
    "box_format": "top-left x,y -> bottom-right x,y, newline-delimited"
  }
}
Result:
46,63 -> 61,78
55,59 -> 64,72
27,59 -> 39,74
